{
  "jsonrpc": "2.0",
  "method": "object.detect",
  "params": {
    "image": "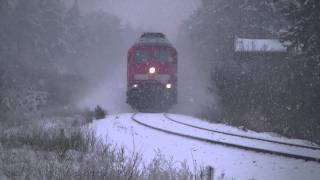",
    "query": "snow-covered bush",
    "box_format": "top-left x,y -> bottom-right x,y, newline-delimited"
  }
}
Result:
94,105 -> 107,120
